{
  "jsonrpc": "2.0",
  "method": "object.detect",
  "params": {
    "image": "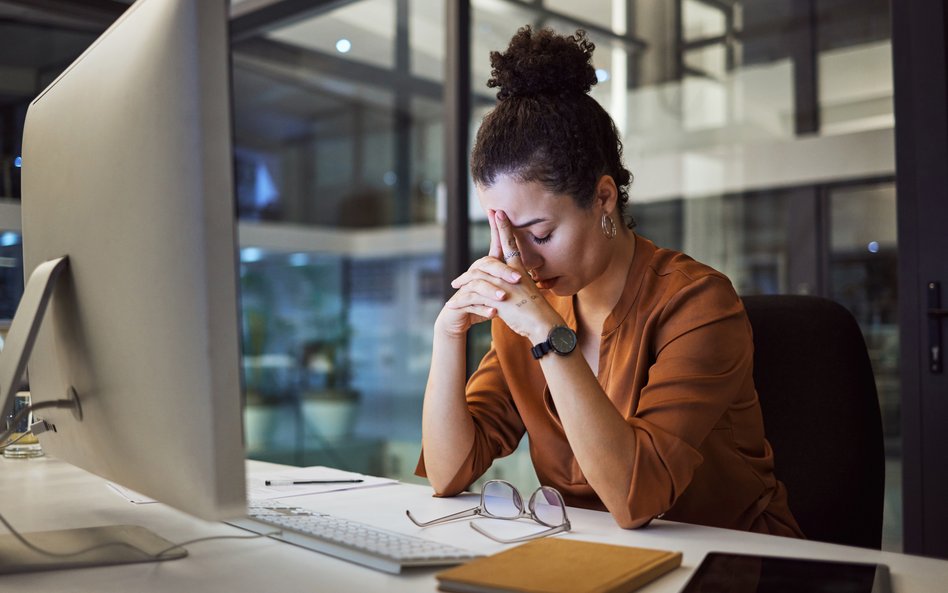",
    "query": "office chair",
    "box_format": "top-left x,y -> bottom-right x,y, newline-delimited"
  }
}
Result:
742,295 -> 885,549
